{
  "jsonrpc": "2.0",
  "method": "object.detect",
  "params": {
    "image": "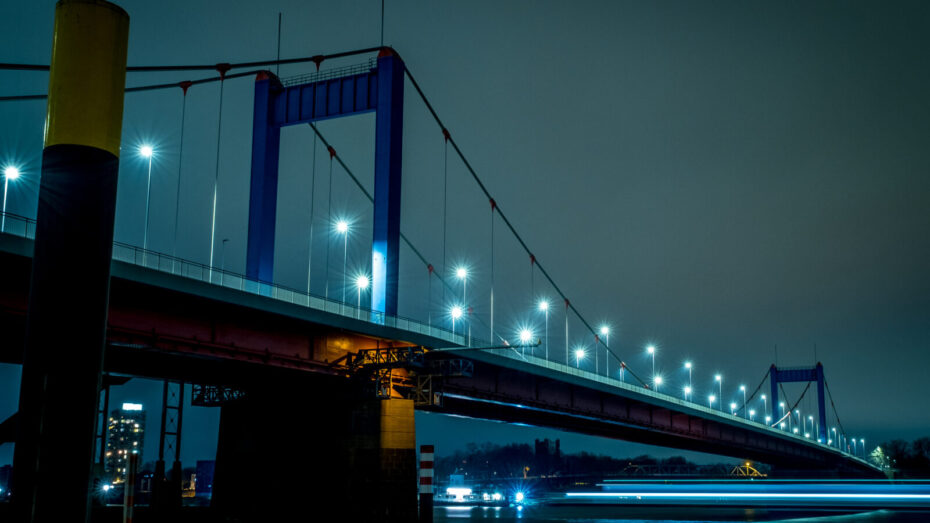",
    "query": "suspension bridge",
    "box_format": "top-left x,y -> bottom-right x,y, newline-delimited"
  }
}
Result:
0,6 -> 881,521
